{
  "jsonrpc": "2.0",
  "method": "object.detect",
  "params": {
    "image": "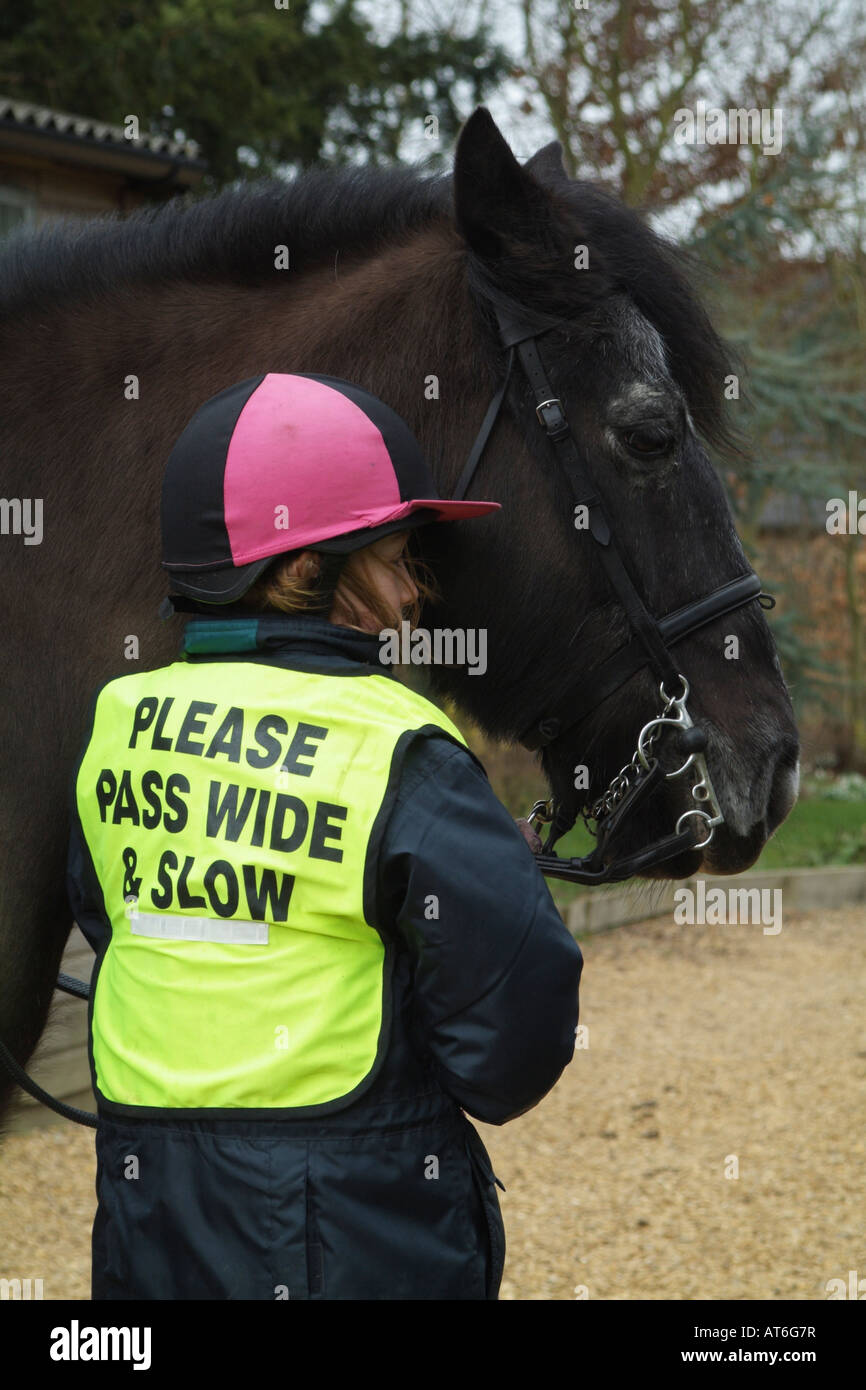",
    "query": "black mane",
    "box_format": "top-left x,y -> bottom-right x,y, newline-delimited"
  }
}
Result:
0,160 -> 740,451
0,164 -> 452,313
